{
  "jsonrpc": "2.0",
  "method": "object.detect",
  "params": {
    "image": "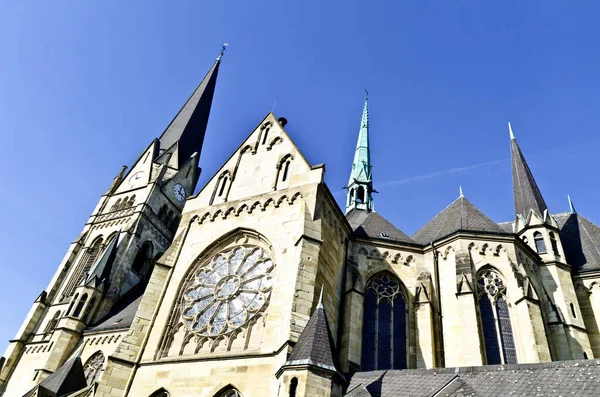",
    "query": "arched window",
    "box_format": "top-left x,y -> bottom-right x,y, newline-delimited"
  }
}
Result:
477,269 -> 516,364
533,232 -> 546,254
85,298 -> 97,323
218,176 -> 228,197
289,377 -> 298,397
44,311 -> 61,334
132,241 -> 154,275
158,205 -> 168,223
119,197 -> 129,210
67,294 -> 79,316
215,387 -> 242,397
357,186 -> 365,203
149,388 -> 170,397
73,294 -> 88,318
262,127 -> 270,145
349,188 -> 355,206
83,351 -> 105,385
128,195 -> 136,208
361,273 -> 407,371
111,199 -> 121,211
65,238 -> 104,297
550,232 -> 559,256
166,210 -> 174,230
282,160 -> 291,182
